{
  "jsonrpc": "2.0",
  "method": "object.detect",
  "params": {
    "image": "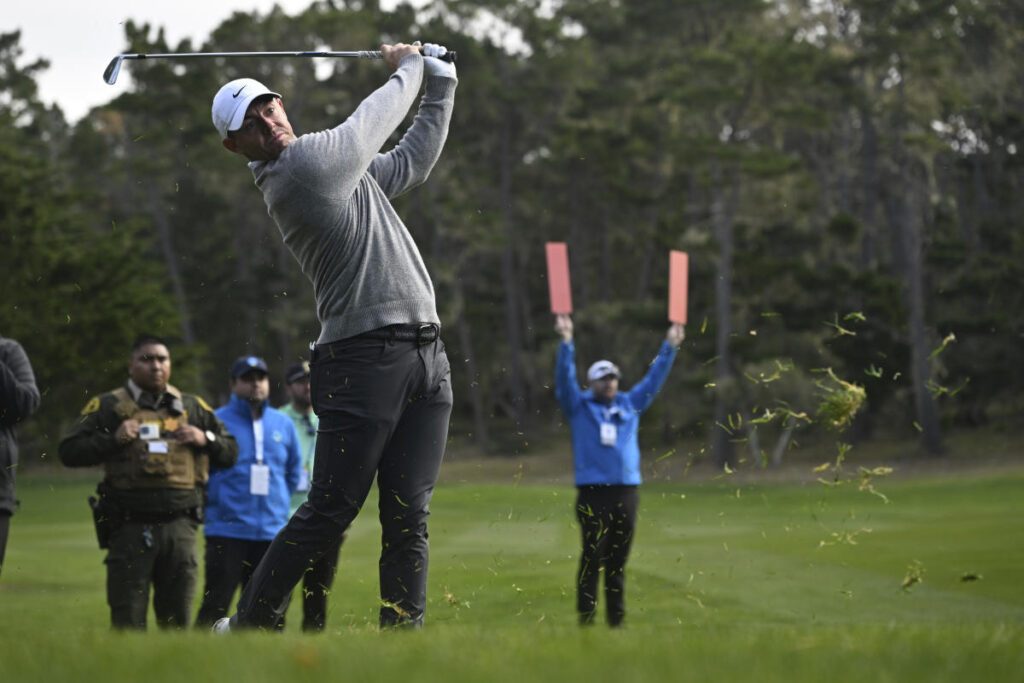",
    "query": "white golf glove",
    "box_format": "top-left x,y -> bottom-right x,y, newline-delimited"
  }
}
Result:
420,42 -> 456,79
